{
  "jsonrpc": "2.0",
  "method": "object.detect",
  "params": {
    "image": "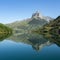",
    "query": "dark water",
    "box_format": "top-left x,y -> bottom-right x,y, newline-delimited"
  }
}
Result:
0,33 -> 60,60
